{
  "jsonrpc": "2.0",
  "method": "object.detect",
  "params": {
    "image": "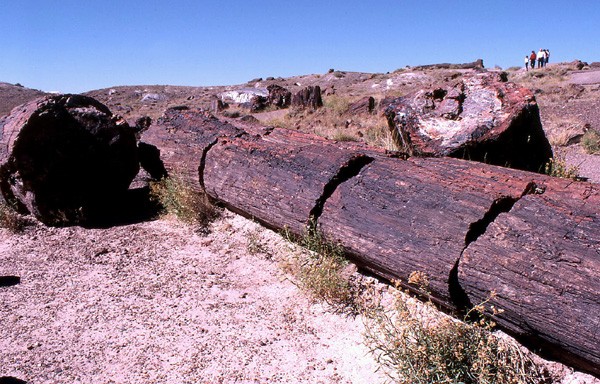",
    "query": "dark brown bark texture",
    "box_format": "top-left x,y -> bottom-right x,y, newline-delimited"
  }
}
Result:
459,179 -> 600,374
0,95 -> 139,225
